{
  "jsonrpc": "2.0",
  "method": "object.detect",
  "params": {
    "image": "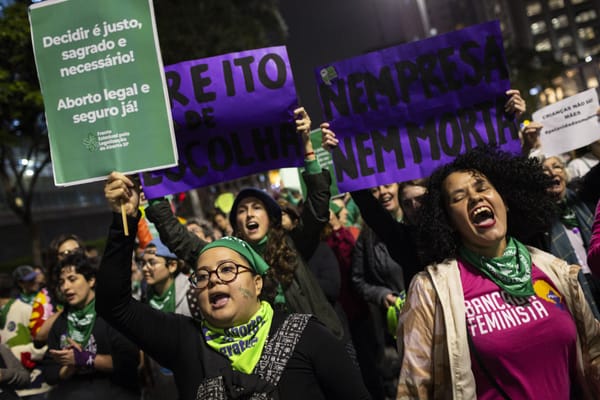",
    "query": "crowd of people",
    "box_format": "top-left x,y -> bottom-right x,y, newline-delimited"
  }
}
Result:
2,94 -> 600,399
